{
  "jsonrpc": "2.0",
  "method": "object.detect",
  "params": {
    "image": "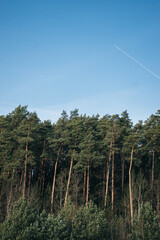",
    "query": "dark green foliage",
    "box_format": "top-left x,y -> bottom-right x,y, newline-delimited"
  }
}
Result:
1,106 -> 160,239
0,199 -> 107,240
52,200 -> 74,240
71,201 -> 108,240
21,210 -> 52,240
0,198 -> 37,240
130,202 -> 160,240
